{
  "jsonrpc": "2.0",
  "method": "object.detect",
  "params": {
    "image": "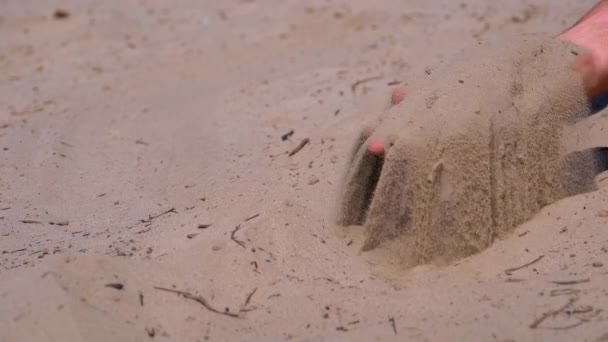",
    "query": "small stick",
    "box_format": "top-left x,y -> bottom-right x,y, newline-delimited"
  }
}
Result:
544,321 -> 585,330
550,278 -> 590,286
281,130 -> 294,141
3,248 -> 26,254
21,220 -> 42,224
504,255 -> 544,275
105,283 -> 124,290
505,278 -> 526,283
0,207 -> 11,211
550,289 -> 580,297
139,291 -> 144,306
136,226 -> 153,234
351,75 -> 383,93
50,220 -> 69,226
244,288 -> 257,306
143,208 -> 176,222
250,261 -> 260,273
154,286 -> 240,318
288,138 -> 310,157
231,225 -> 246,248
529,297 -> 578,329
388,317 -> 397,334
244,213 -> 260,222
